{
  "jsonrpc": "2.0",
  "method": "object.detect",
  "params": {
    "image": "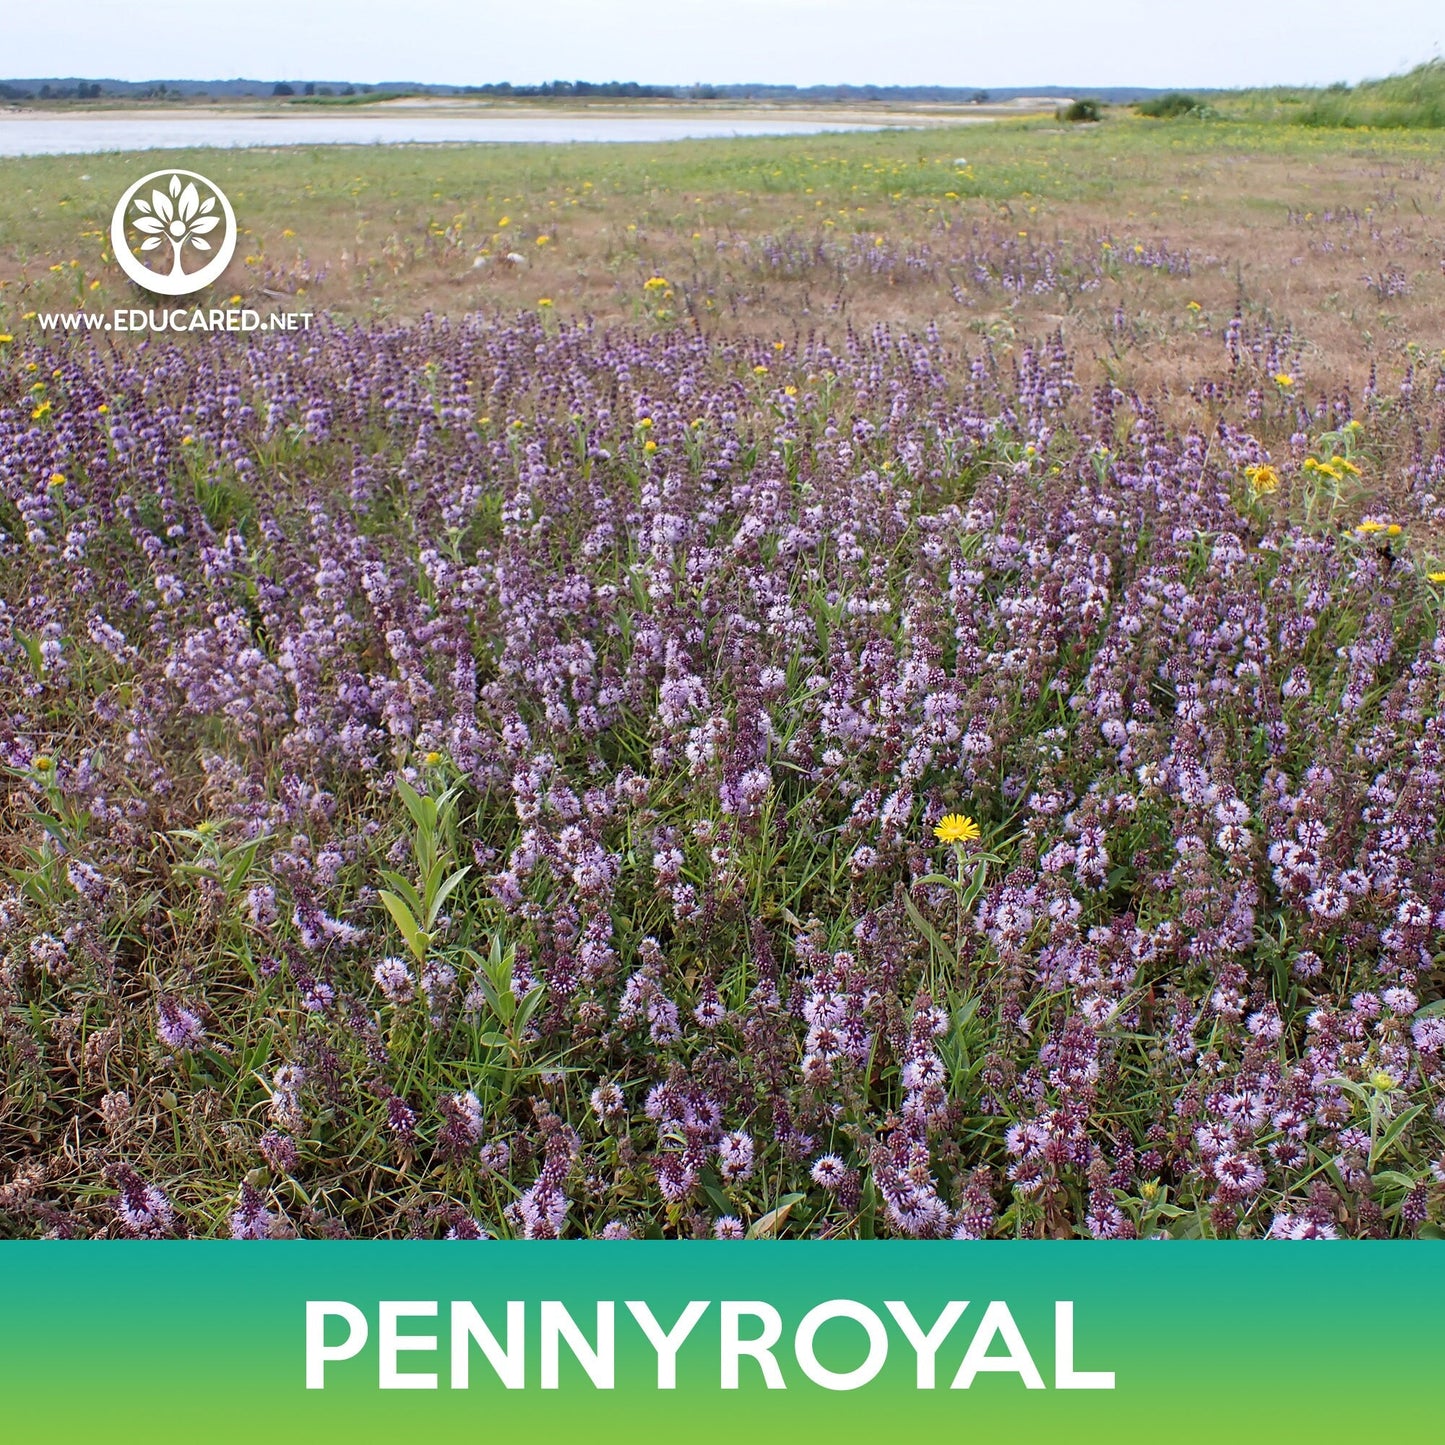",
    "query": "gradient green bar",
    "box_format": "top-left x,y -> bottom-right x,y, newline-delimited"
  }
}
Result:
0,1243 -> 1438,1444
